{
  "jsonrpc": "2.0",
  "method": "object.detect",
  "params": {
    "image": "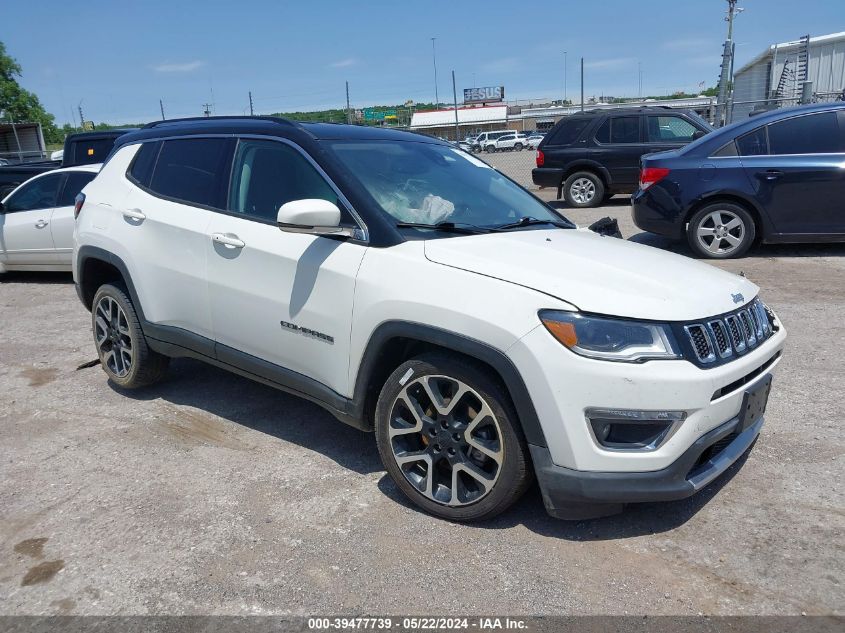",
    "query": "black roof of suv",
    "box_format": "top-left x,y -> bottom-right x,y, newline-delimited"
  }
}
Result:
532,106 -> 712,208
